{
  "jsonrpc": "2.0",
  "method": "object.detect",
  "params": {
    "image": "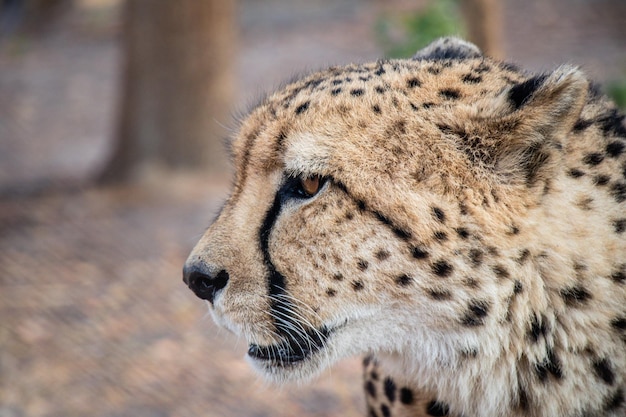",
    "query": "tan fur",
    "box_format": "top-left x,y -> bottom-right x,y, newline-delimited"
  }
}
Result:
185,38 -> 626,417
